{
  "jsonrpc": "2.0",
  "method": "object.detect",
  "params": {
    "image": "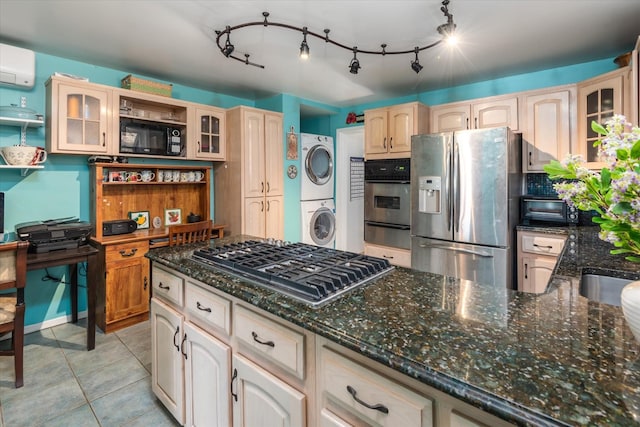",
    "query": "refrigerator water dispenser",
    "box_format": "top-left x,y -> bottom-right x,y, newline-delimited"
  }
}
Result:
418,176 -> 441,214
